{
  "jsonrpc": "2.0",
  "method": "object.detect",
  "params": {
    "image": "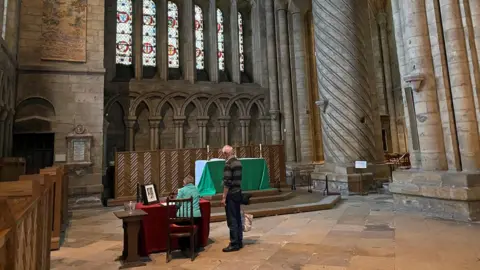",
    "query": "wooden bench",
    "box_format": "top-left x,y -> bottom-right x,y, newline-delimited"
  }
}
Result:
0,174 -> 54,270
